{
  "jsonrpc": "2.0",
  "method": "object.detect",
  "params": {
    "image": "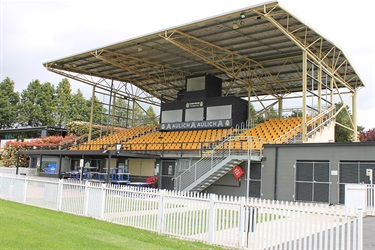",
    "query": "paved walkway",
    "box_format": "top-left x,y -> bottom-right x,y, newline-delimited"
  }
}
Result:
364,216 -> 375,250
